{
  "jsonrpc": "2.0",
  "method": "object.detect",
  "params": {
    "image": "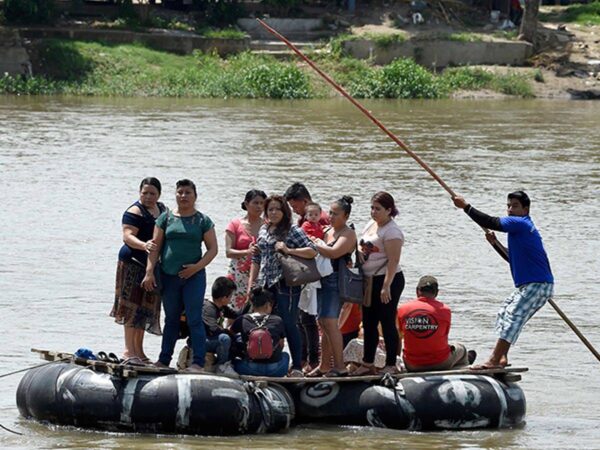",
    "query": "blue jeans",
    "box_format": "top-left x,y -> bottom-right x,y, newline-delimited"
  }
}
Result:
270,280 -> 302,370
317,272 -> 342,319
160,270 -> 206,367
234,353 -> 290,377
205,333 -> 231,365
